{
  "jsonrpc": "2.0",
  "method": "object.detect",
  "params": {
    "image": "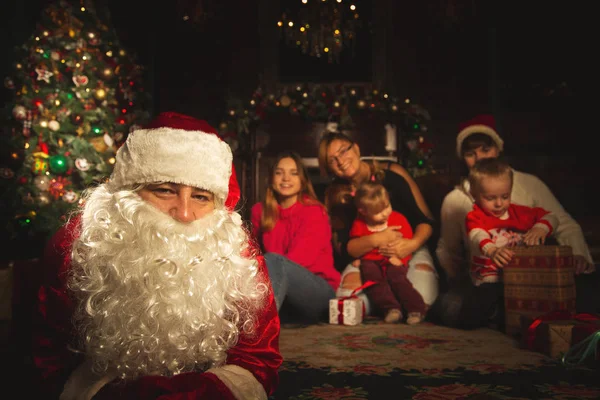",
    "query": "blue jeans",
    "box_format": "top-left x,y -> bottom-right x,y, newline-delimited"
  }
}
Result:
263,252 -> 335,322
